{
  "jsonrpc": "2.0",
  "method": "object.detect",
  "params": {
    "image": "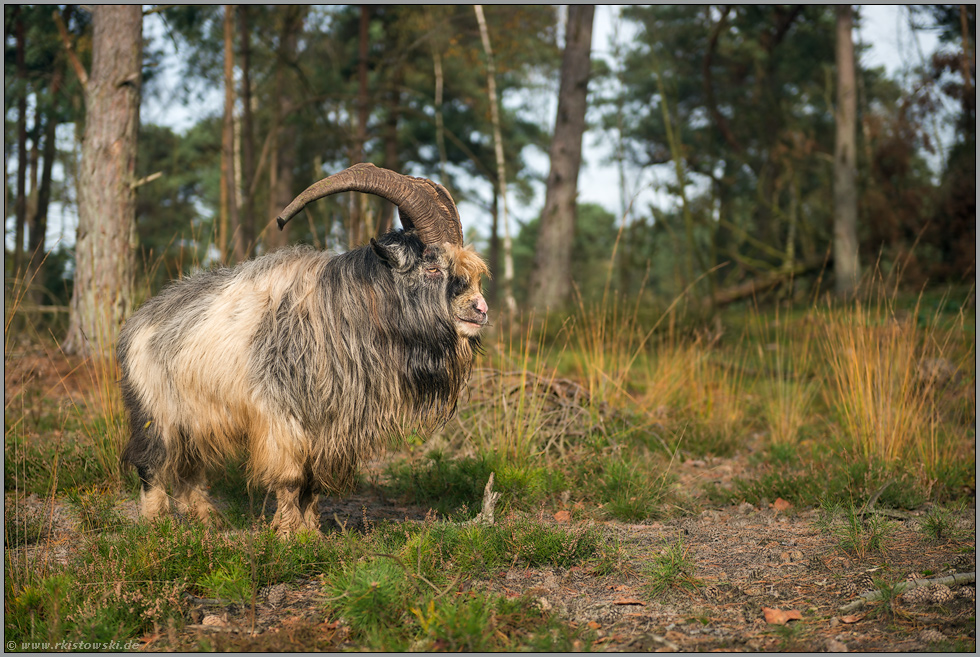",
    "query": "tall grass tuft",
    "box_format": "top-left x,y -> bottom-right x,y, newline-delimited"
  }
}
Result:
819,279 -> 974,478
53,317 -> 131,490
751,305 -> 817,447
463,318 -> 567,465
640,333 -> 746,457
